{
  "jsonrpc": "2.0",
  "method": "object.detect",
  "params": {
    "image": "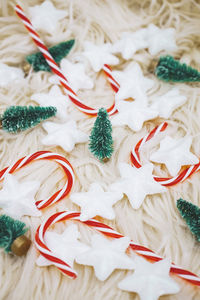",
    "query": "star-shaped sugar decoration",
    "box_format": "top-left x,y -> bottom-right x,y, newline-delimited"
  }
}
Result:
75,234 -> 135,281
150,136 -> 199,176
150,88 -> 187,119
113,62 -> 154,103
110,163 -> 166,210
42,120 -> 88,152
82,41 -> 119,72
0,63 -> 24,87
0,174 -> 41,219
49,59 -> 94,92
37,224 -> 89,268
70,183 -> 123,221
112,101 -> 158,132
31,85 -> 69,121
29,0 -> 67,34
118,257 -> 180,300
146,24 -> 177,55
